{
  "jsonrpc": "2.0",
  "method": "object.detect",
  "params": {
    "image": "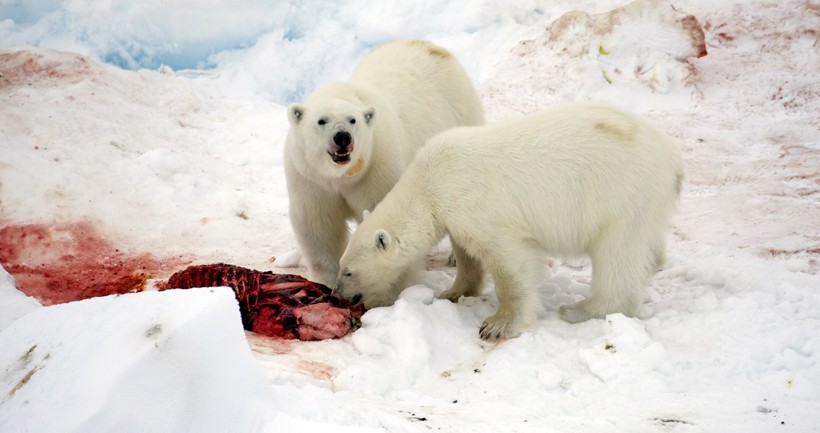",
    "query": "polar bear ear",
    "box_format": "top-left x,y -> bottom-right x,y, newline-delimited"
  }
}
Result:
362,209 -> 371,220
363,107 -> 376,125
374,229 -> 391,251
288,104 -> 306,125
